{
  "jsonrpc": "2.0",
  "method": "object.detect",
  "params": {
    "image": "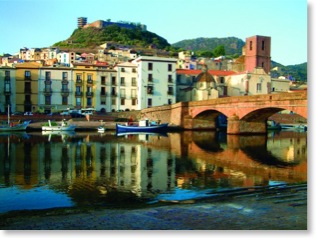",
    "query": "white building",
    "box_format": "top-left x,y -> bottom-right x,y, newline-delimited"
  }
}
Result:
132,56 -> 177,109
38,67 -> 75,113
113,62 -> 138,111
